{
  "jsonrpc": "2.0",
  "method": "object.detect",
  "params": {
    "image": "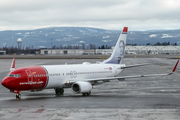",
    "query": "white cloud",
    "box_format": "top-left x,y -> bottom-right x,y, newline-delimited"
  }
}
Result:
0,0 -> 180,31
